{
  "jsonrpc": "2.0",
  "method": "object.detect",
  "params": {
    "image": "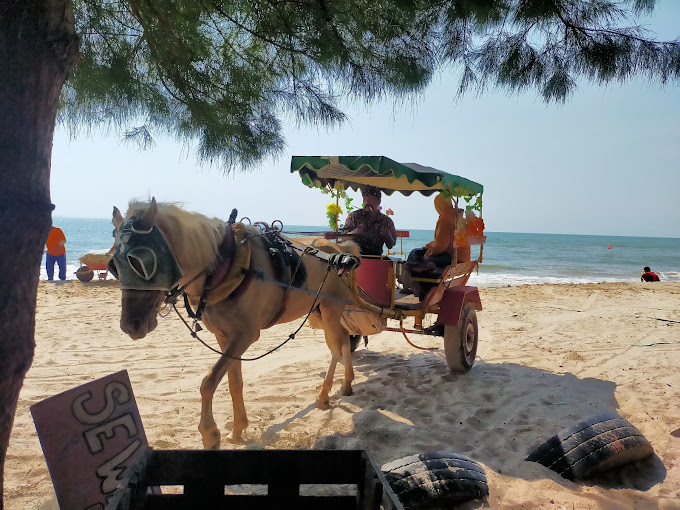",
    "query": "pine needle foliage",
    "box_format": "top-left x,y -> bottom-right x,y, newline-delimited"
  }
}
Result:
58,0 -> 679,169
436,0 -> 679,101
59,0 -> 438,168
